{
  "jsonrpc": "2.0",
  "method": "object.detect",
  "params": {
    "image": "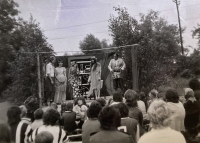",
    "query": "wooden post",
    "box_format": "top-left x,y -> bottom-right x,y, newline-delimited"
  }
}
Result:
131,45 -> 138,90
37,53 -> 42,107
